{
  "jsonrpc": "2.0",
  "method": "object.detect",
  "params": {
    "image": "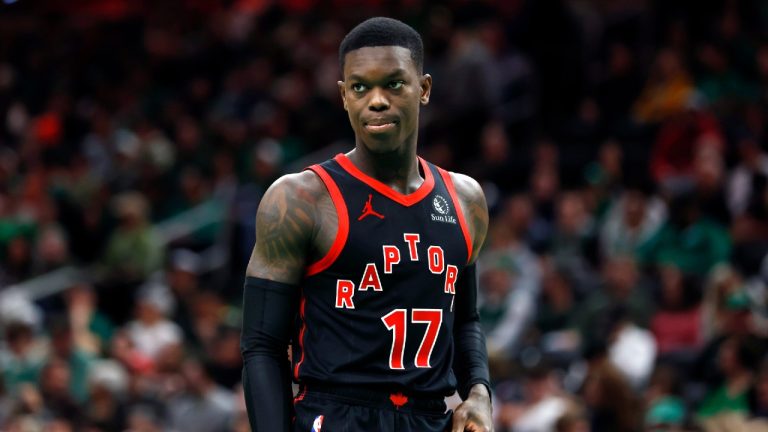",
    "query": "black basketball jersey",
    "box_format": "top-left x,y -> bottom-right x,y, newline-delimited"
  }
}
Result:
292,153 -> 472,396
